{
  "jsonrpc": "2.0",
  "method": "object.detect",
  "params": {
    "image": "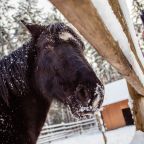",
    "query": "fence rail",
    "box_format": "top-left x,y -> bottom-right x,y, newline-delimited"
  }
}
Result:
37,118 -> 99,144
